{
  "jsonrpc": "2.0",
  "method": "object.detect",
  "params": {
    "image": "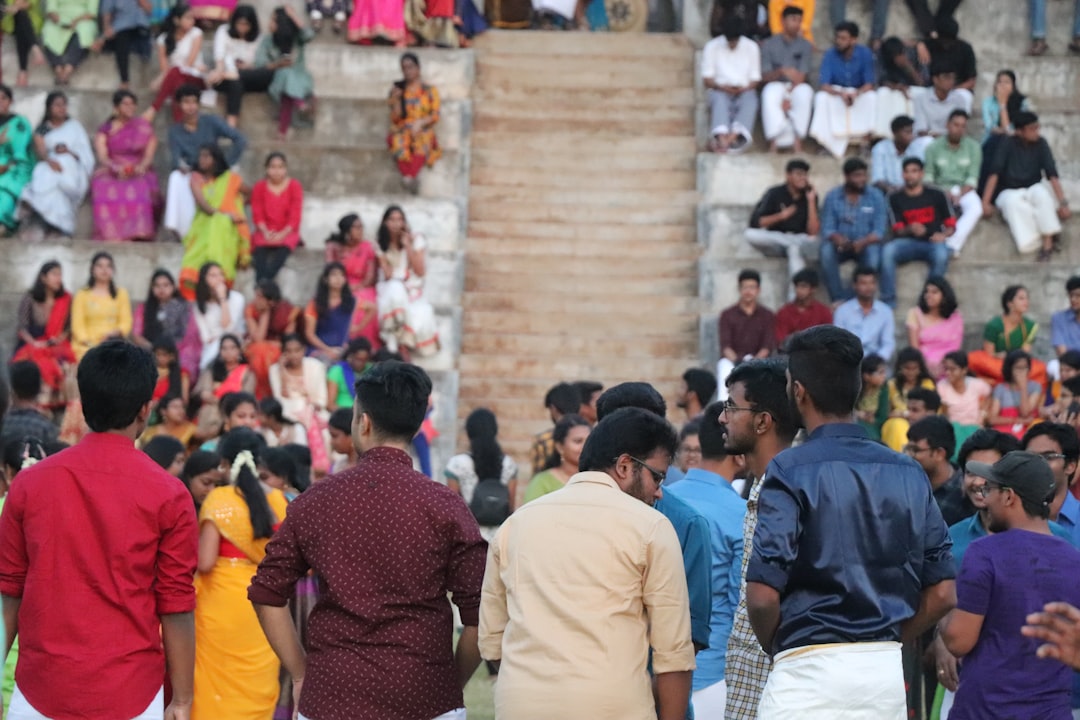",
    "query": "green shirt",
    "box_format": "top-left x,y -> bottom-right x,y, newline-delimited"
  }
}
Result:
326,364 -> 354,410
523,469 -> 566,504
924,135 -> 982,189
